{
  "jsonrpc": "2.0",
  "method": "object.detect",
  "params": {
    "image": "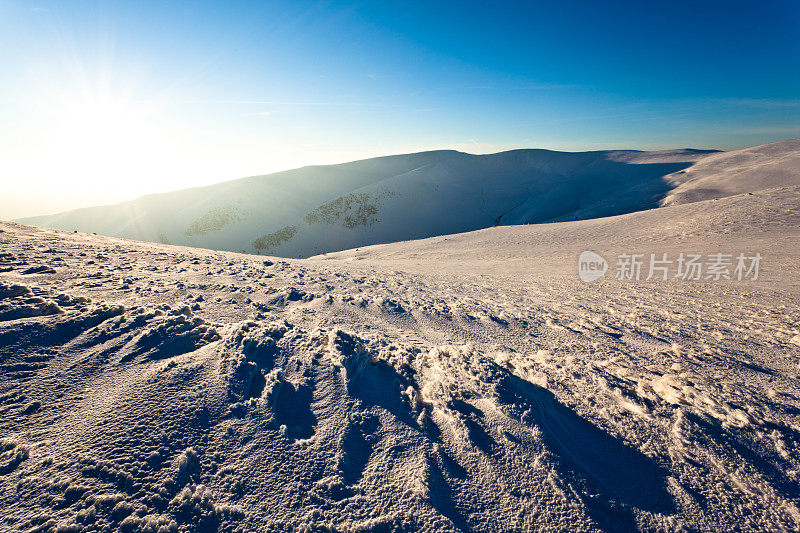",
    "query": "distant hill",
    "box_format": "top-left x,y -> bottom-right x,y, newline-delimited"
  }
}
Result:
19,140 -> 798,258
660,138 -> 800,206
